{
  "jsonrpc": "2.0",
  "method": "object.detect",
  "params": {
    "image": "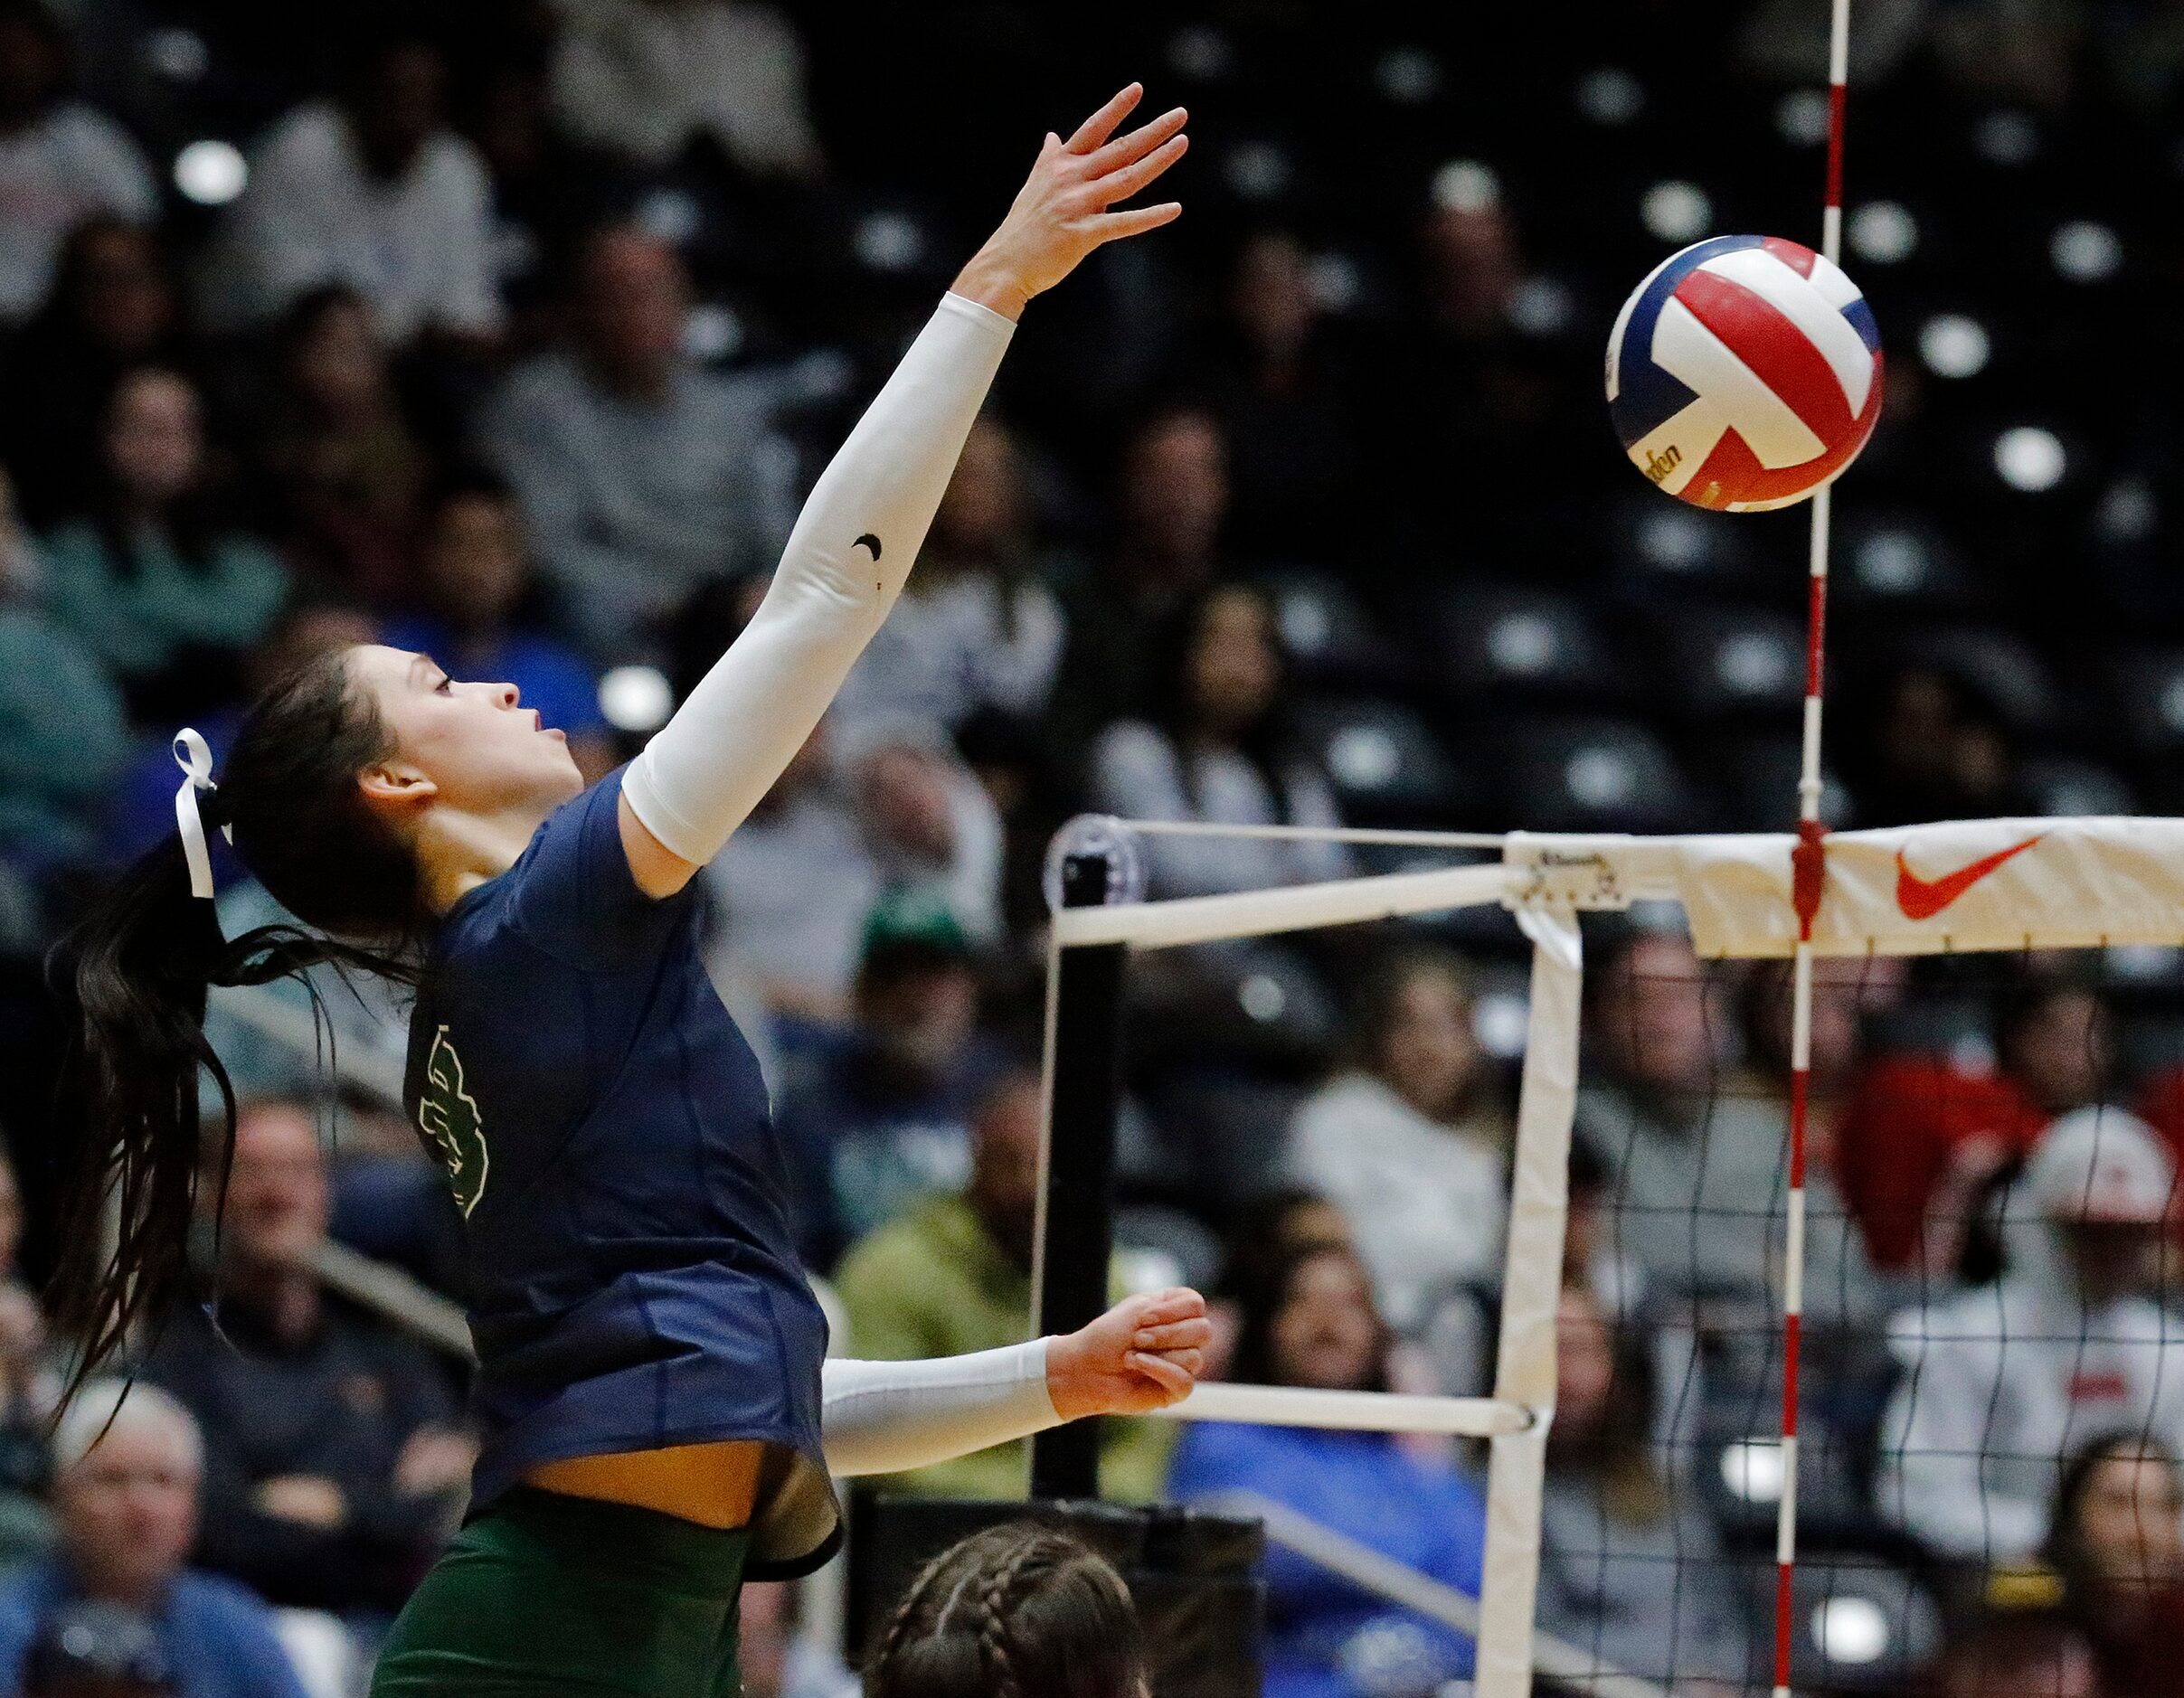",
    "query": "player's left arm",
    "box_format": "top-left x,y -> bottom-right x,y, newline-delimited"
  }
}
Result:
618,84 -> 1187,899
819,1288 -> 1209,1478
